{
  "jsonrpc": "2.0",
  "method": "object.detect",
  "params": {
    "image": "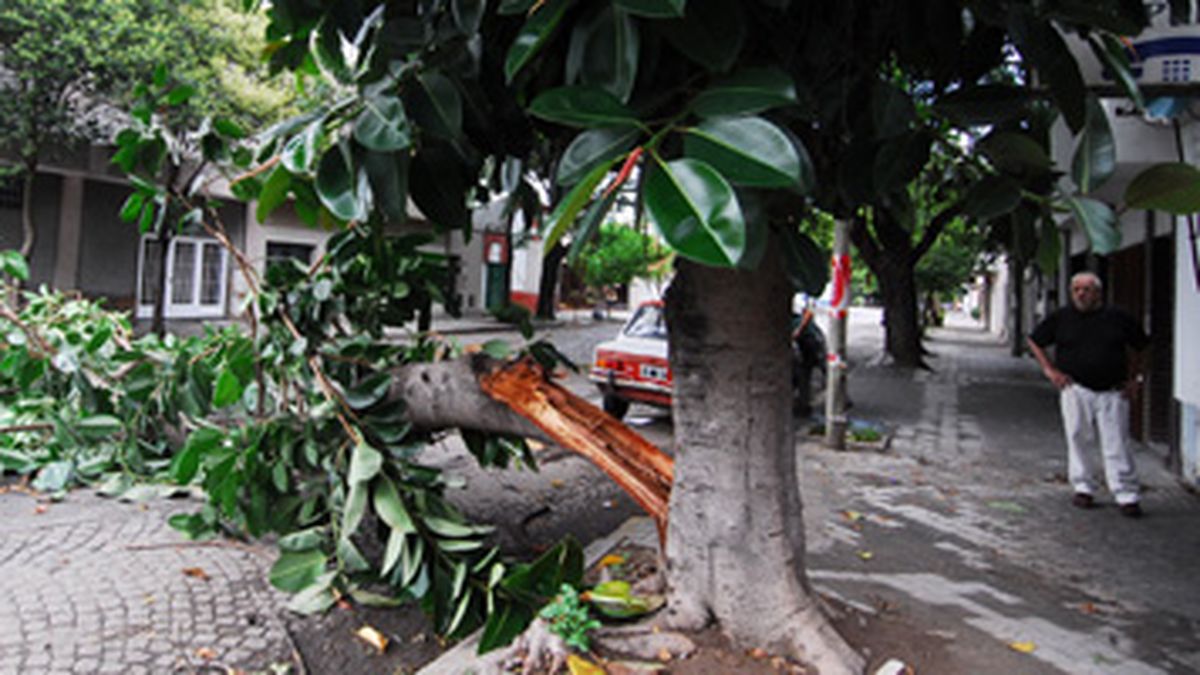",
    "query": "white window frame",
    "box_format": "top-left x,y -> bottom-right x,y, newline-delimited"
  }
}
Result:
136,235 -> 228,319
